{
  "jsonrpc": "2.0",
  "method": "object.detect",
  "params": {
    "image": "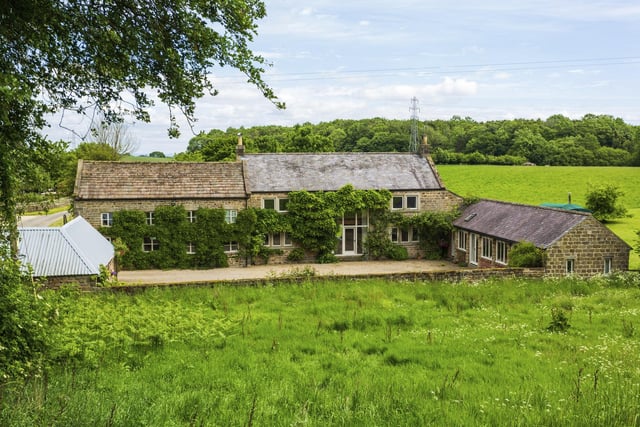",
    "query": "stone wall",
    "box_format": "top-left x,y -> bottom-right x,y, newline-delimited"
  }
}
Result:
545,216 -> 630,277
